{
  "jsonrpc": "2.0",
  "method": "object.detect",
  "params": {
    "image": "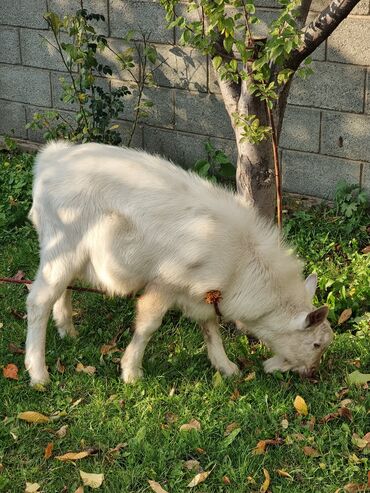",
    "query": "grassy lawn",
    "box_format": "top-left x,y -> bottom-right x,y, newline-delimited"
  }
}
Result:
0,151 -> 369,493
